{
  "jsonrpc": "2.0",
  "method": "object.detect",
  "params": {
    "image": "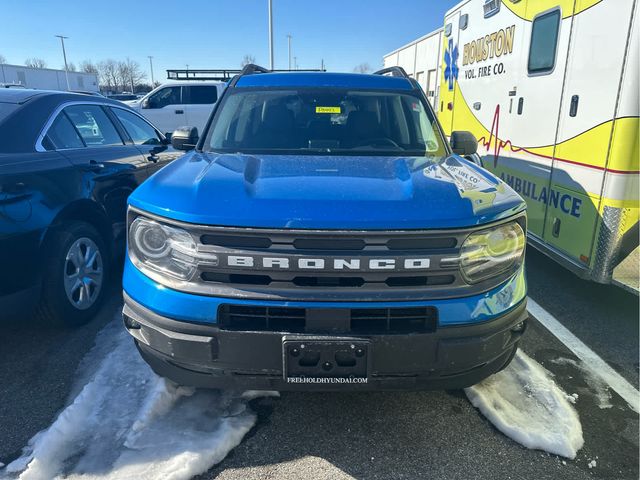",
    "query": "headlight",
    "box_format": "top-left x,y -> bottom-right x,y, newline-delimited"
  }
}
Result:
460,221 -> 525,283
129,217 -> 200,283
